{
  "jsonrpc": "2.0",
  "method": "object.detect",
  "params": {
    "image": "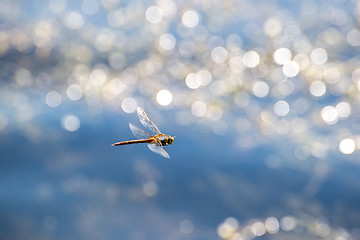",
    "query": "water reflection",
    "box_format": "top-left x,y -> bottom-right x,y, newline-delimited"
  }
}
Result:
1,0 -> 360,239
